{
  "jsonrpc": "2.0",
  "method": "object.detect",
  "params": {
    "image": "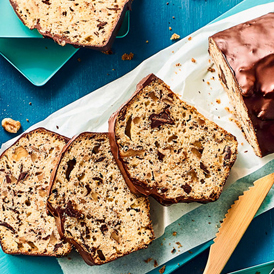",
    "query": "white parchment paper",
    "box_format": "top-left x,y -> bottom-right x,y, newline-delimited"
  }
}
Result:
2,3 -> 274,274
